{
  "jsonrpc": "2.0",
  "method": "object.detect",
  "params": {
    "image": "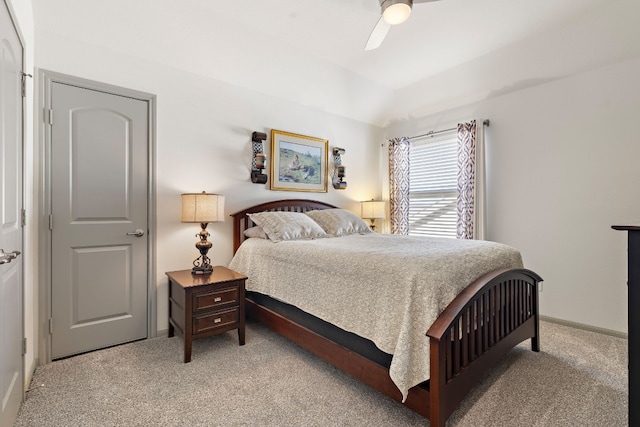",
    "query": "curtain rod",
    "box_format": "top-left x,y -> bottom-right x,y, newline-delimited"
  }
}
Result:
408,119 -> 490,141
